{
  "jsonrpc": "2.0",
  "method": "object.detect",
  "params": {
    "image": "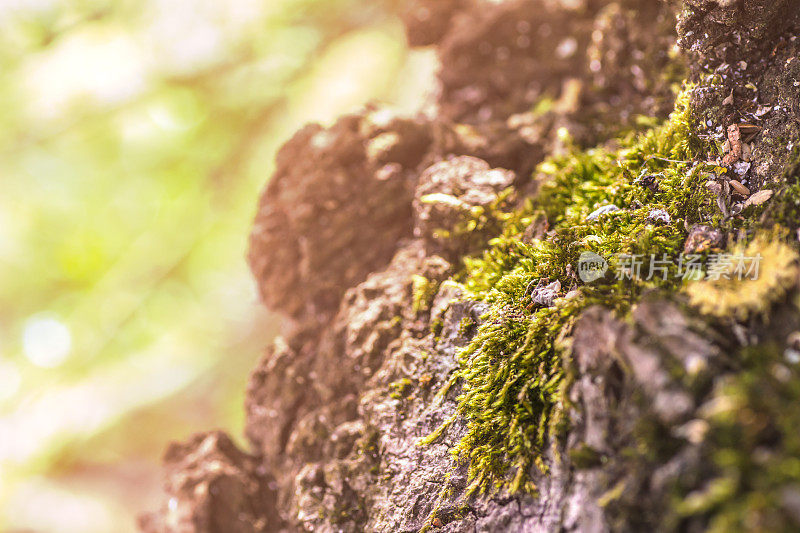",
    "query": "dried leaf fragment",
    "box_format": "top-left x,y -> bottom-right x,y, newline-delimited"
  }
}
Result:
743,189 -> 773,208
729,180 -> 750,196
